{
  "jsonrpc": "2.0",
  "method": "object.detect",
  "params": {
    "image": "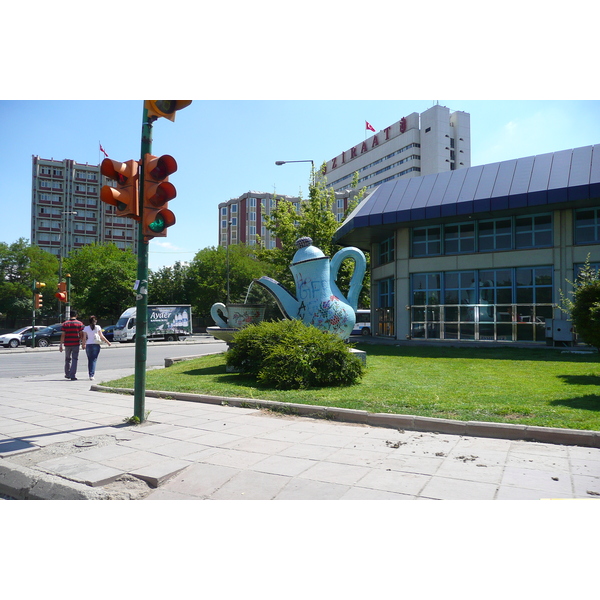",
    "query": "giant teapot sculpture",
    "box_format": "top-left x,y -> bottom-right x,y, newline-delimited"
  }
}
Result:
255,237 -> 366,340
